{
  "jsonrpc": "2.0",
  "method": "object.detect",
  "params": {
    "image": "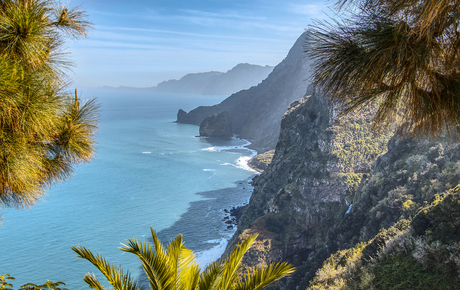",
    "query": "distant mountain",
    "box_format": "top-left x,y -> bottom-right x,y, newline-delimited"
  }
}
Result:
202,63 -> 274,95
155,64 -> 273,96
176,32 -> 312,152
156,71 -> 223,94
